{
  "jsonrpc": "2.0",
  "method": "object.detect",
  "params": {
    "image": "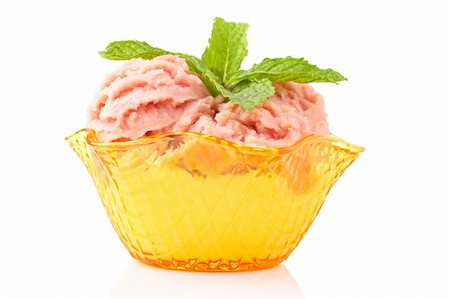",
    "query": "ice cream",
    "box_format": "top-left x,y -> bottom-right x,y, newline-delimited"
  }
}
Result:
88,55 -> 329,147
